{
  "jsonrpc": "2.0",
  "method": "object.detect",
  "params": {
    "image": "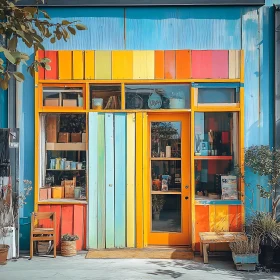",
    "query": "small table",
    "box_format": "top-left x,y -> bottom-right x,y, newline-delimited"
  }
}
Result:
199,232 -> 247,264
